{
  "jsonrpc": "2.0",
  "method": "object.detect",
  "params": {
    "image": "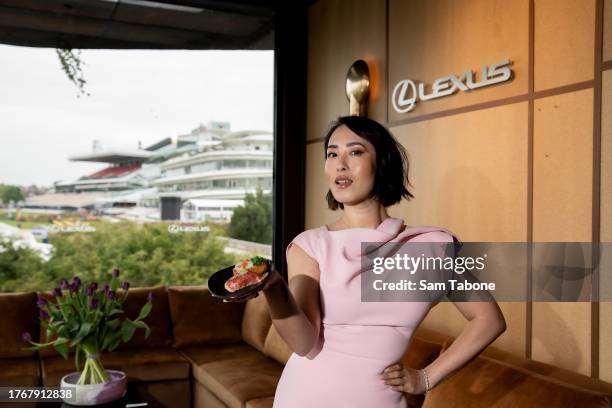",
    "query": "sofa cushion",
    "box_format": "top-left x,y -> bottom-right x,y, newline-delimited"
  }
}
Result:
246,396 -> 275,408
0,357 -> 40,387
241,295 -> 272,353
194,380 -> 229,408
116,285 -> 173,350
41,347 -> 190,386
168,285 -> 245,347
0,292 -> 38,358
180,341 -> 262,368
262,324 -> 292,365
181,341 -> 282,408
422,354 -> 612,408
